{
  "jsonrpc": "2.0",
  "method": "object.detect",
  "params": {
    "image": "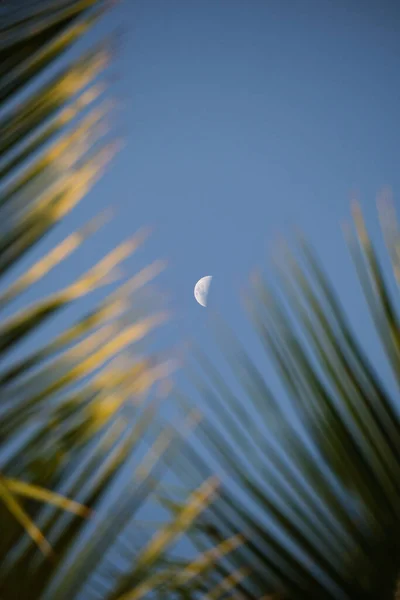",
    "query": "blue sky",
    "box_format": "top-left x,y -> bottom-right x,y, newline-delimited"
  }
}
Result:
8,0 -> 400,400
101,0 -> 400,381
